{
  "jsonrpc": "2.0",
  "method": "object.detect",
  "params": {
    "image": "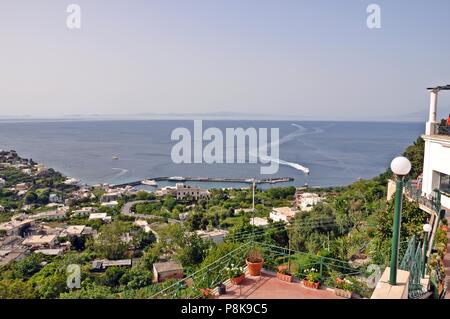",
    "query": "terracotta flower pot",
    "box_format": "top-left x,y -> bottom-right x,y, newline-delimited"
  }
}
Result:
276,271 -> 293,282
231,273 -> 245,285
302,280 -> 320,289
246,258 -> 264,276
